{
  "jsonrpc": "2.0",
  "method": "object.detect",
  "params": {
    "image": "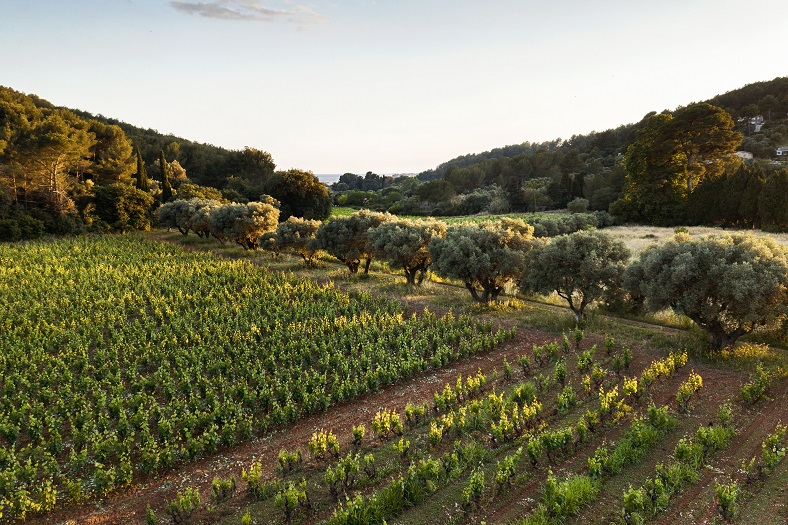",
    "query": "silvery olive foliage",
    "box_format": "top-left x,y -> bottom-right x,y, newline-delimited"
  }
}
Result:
626,234 -> 788,350
429,218 -> 534,303
368,219 -> 447,285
